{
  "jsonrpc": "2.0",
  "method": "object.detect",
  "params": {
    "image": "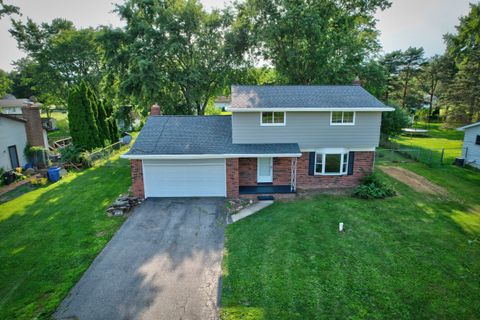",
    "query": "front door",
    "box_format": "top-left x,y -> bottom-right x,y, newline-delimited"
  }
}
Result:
257,157 -> 273,183
8,145 -> 20,169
